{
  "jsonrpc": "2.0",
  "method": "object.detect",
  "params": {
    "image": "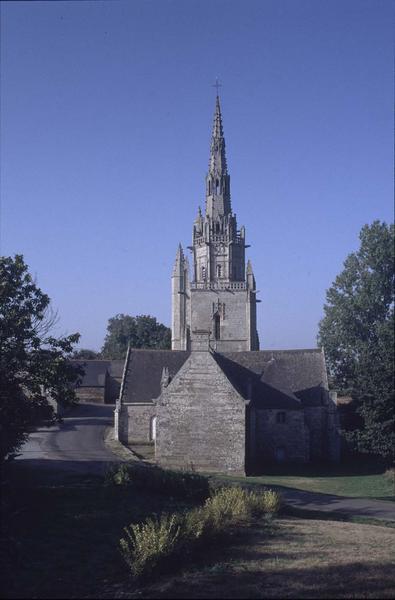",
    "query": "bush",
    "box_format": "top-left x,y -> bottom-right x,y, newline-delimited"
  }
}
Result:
120,514 -> 182,577
204,486 -> 252,531
248,488 -> 282,517
120,486 -> 281,578
105,463 -> 210,502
